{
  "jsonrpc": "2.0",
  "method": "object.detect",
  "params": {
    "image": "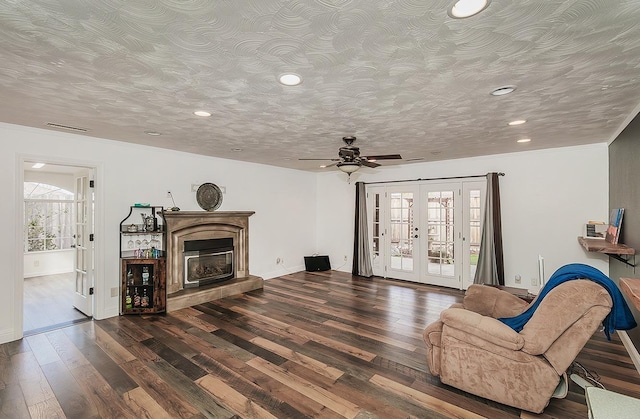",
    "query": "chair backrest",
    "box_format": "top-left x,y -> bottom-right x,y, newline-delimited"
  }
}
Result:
519,280 -> 612,373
